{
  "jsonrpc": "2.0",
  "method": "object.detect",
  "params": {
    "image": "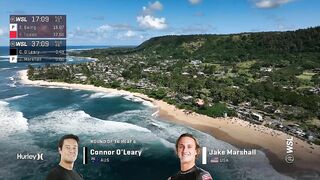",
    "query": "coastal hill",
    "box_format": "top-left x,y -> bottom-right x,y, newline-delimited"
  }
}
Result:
137,26 -> 320,58
80,26 -> 320,64
29,26 -> 320,144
